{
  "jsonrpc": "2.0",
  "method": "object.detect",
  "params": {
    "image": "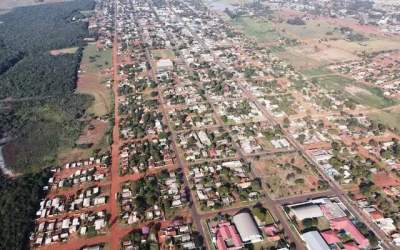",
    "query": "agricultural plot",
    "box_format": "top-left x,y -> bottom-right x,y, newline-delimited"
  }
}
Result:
311,74 -> 397,108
